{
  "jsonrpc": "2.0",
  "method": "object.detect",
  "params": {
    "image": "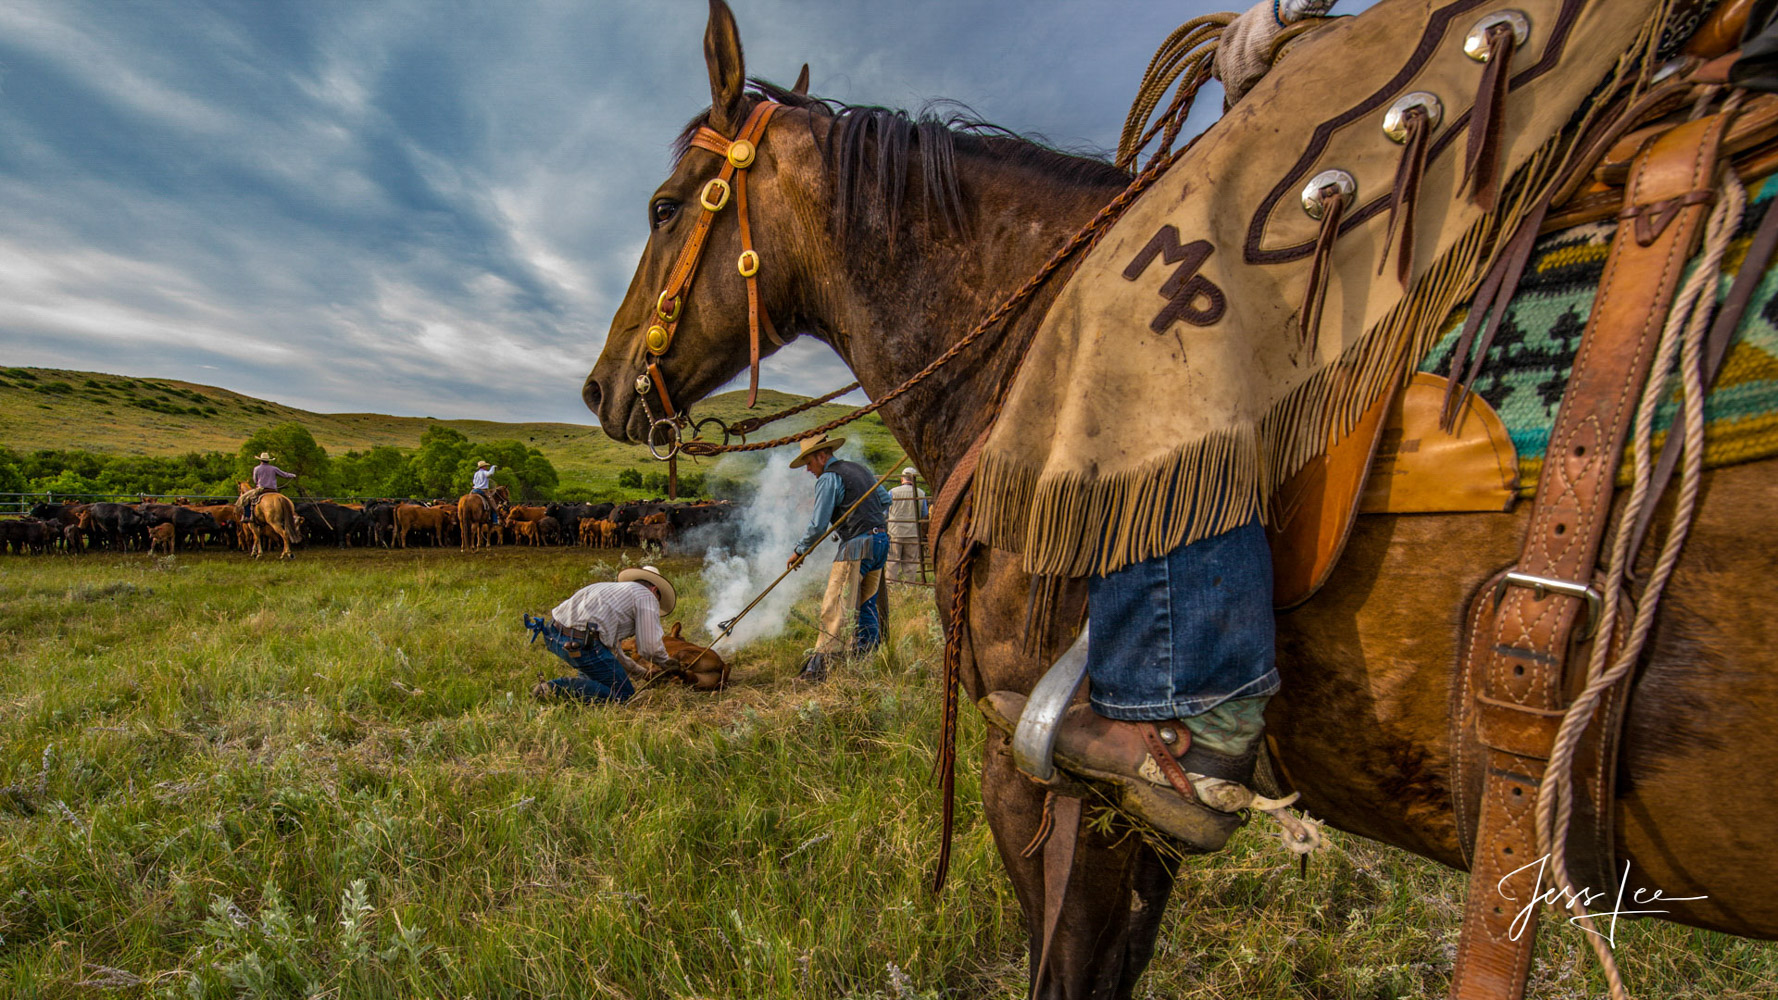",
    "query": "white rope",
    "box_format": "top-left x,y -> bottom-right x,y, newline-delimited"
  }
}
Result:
1533,166 -> 1747,1000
